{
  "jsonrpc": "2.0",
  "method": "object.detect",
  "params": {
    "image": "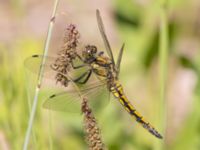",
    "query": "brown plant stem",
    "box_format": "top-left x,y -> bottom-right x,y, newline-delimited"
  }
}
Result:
81,97 -> 106,150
